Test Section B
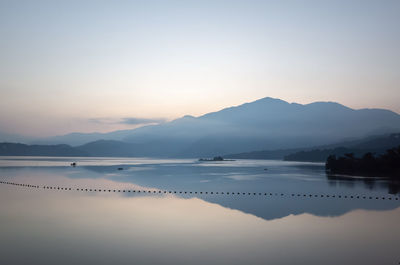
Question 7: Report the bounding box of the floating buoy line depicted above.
[0,179,399,201]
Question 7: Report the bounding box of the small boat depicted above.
[71,162,77,167]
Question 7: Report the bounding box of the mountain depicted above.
[76,140,140,157]
[5,132,399,159]
[0,143,88,157]
[283,133,400,162]
[0,131,34,144]
[224,148,302,160]
[227,133,400,161]
[0,141,141,157]
[32,130,135,146]
[32,97,400,157]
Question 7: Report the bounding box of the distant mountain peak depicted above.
[182,115,195,119]
[306,101,348,107]
[254,97,289,104]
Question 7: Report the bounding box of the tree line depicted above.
[325,146,400,179]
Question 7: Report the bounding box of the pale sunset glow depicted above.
[0,0,399,136]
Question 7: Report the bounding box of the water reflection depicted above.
[1,156,399,223]
[0,185,399,265]
[1,155,400,265]
[326,173,400,195]
[1,171,399,222]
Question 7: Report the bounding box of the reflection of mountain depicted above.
[31,97,400,157]
[77,164,400,221]
[201,196,400,221]
[326,174,400,194]
[114,191,400,221]
[5,160,397,222]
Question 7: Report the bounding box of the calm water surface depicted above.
[0,156,399,265]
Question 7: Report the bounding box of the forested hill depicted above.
[326,146,400,178]
[283,133,400,162]
[0,143,88,157]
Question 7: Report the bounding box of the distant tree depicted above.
[344,153,355,159]
[325,146,400,179]
[325,155,337,172]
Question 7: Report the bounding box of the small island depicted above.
[199,156,235,162]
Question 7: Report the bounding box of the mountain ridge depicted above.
[4,97,400,157]
[2,133,400,159]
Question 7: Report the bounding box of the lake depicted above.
[0,156,399,265]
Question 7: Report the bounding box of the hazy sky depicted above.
[1,0,399,137]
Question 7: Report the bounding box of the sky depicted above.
[0,0,399,137]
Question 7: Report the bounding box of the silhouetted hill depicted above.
[30,97,400,157]
[284,133,400,162]
[76,140,140,157]
[284,148,365,162]
[0,141,141,157]
[225,133,400,162]
[326,146,400,178]
[0,131,34,144]
[0,143,88,156]
[225,149,301,160]
[31,130,135,146]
